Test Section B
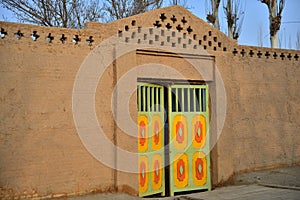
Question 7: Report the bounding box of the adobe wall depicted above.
[0,5,299,198]
[214,45,300,184]
[0,22,117,199]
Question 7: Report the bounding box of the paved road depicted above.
[169,185,300,200]
[69,193,140,200]
[69,166,300,200]
[235,166,300,188]
[69,185,300,200]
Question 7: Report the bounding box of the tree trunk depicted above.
[268,0,280,48]
[227,0,233,38]
[296,31,300,50]
[269,2,278,48]
[270,30,278,48]
[212,0,220,29]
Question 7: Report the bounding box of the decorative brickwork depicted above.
[0,6,299,199]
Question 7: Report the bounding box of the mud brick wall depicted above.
[0,6,299,198]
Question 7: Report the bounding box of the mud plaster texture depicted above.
[0,5,299,199]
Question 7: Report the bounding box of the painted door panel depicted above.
[168,85,211,196]
[138,83,165,197]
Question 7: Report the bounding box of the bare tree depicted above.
[169,0,188,6]
[104,0,163,21]
[223,0,244,40]
[1,13,8,21]
[132,0,163,15]
[206,0,221,30]
[288,35,291,49]
[104,0,131,20]
[278,30,283,48]
[257,24,264,47]
[297,31,300,50]
[259,0,285,48]
[0,0,104,28]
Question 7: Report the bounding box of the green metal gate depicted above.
[168,85,211,196]
[138,83,165,197]
[138,82,211,197]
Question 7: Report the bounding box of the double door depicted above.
[138,82,211,197]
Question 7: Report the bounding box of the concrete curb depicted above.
[258,183,300,191]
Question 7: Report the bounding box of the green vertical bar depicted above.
[152,87,154,112]
[147,86,150,112]
[193,87,197,112]
[161,87,164,111]
[159,87,161,112]
[199,87,202,112]
[149,87,151,112]
[175,88,178,112]
[203,87,206,112]
[187,87,190,112]
[142,86,146,112]
[205,85,211,190]
[206,86,209,113]
[182,88,184,112]
[168,86,174,196]
[160,85,165,196]
[156,87,158,112]
[138,85,142,112]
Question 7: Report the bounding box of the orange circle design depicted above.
[152,115,163,151]
[176,121,185,144]
[192,115,206,149]
[138,155,149,193]
[153,121,160,145]
[138,115,148,152]
[140,161,146,187]
[177,159,186,181]
[139,121,146,146]
[174,153,188,188]
[151,154,163,190]
[195,158,204,180]
[192,152,207,186]
[153,160,160,184]
[172,115,188,150]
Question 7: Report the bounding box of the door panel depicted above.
[138,83,165,197]
[168,85,211,196]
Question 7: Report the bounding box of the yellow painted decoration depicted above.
[138,155,149,193]
[192,115,206,149]
[151,154,163,190]
[192,152,207,186]
[172,115,188,150]
[152,115,163,151]
[138,115,148,152]
[174,153,189,188]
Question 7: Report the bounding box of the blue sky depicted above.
[182,0,300,49]
[1,0,299,49]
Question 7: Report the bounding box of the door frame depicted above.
[137,78,214,197]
